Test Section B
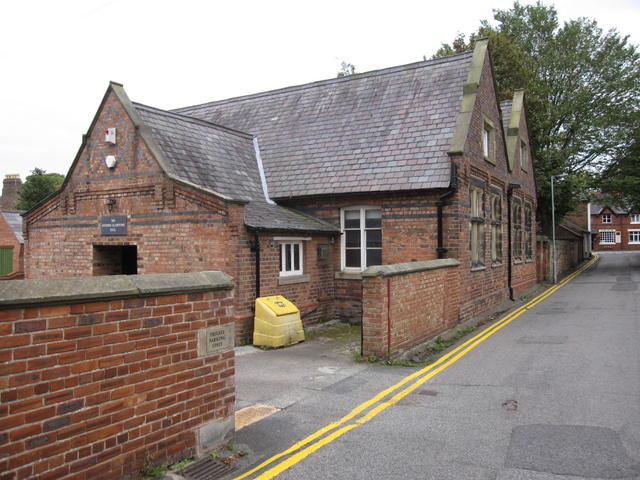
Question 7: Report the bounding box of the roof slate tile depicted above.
[174,52,473,198]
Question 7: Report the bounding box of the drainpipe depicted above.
[507,183,521,300]
[387,277,392,360]
[251,231,261,299]
[436,163,458,259]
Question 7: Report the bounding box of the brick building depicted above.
[0,211,24,279]
[0,175,25,279]
[23,40,538,344]
[590,204,640,251]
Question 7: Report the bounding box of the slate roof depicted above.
[590,203,628,216]
[174,51,474,199]
[133,103,339,234]
[135,103,264,202]
[244,202,338,233]
[1,212,24,243]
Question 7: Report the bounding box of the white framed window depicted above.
[279,240,303,276]
[341,207,382,271]
[602,213,612,224]
[599,230,615,244]
[629,230,640,244]
[631,214,640,224]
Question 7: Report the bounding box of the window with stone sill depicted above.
[483,119,495,164]
[602,213,612,224]
[599,230,615,244]
[470,179,486,270]
[279,240,303,276]
[513,199,523,264]
[631,214,640,224]
[520,140,529,172]
[490,187,503,266]
[341,206,382,271]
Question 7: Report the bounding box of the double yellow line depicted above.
[233,255,599,480]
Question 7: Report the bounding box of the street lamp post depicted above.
[551,174,566,284]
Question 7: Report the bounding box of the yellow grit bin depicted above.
[253,295,305,347]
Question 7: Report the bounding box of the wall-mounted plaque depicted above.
[198,324,234,356]
[100,215,127,235]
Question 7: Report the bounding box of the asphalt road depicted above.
[225,251,640,480]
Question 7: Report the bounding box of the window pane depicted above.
[483,129,490,157]
[285,244,292,271]
[345,249,361,268]
[344,210,361,228]
[345,230,361,248]
[366,249,382,267]
[365,209,382,228]
[366,229,382,248]
[293,244,300,271]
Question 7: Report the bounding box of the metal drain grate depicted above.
[182,457,237,480]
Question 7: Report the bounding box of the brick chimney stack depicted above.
[0,174,22,211]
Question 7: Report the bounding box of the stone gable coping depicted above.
[0,271,234,309]
[448,39,489,156]
[505,90,526,172]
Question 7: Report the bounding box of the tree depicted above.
[337,60,357,78]
[433,2,640,226]
[595,128,640,209]
[15,168,64,211]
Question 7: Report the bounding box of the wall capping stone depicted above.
[362,258,460,278]
[0,271,234,309]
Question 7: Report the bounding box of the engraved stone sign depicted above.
[198,324,234,356]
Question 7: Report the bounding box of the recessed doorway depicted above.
[93,245,138,276]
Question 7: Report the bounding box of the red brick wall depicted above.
[449,54,538,320]
[0,272,235,480]
[282,190,444,324]
[230,232,337,343]
[361,260,461,360]
[23,88,339,345]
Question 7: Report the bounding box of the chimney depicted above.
[1,174,22,211]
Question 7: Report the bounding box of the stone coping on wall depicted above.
[361,258,461,278]
[0,271,234,309]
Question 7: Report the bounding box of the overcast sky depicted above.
[1,0,638,185]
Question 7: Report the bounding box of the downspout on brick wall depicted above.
[436,163,458,259]
[251,231,261,299]
[387,277,392,360]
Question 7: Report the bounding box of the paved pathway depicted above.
[225,252,640,479]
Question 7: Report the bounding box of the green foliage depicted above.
[137,452,168,479]
[15,168,64,211]
[337,60,357,77]
[594,128,640,209]
[433,1,640,226]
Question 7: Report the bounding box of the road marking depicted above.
[233,255,599,479]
